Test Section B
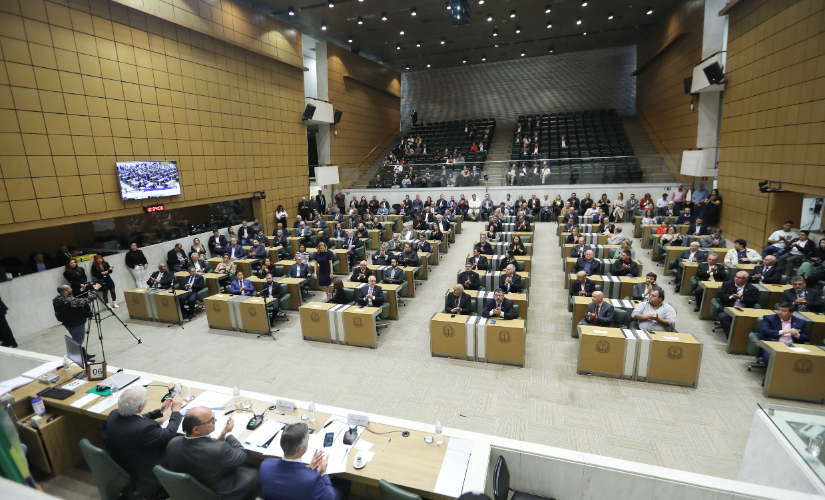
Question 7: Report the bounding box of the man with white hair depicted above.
[105,386,183,498]
[499,264,522,294]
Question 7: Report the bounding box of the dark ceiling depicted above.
[248,0,680,72]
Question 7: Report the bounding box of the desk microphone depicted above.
[247,406,270,430]
[343,426,358,445]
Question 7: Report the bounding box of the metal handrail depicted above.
[356,130,400,168]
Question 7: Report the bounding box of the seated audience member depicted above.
[468,195,481,221]
[565,228,582,245]
[106,388,184,498]
[570,237,590,258]
[400,244,419,268]
[315,230,331,249]
[469,248,488,270]
[676,207,695,225]
[294,244,310,264]
[776,230,814,276]
[249,240,267,261]
[475,235,493,255]
[659,226,682,247]
[749,255,782,284]
[606,227,628,245]
[725,239,762,266]
[167,243,188,272]
[415,234,432,253]
[700,228,727,248]
[632,272,663,301]
[298,223,314,246]
[215,254,237,275]
[631,289,676,331]
[499,265,522,294]
[383,258,404,284]
[762,221,798,258]
[350,261,372,283]
[573,250,601,276]
[147,264,173,290]
[445,284,472,315]
[259,273,285,322]
[692,253,727,311]
[209,230,229,255]
[230,271,253,296]
[260,422,351,500]
[332,224,347,240]
[327,279,349,304]
[509,236,526,256]
[167,407,261,500]
[687,217,710,237]
[674,242,707,293]
[227,238,245,261]
[256,258,278,279]
[499,249,518,272]
[655,220,669,235]
[289,255,312,280]
[255,230,269,247]
[55,244,78,267]
[238,221,255,245]
[180,267,205,318]
[481,288,516,319]
[782,276,824,312]
[805,239,825,286]
[717,271,759,336]
[342,231,361,267]
[757,302,810,364]
[458,262,481,290]
[516,215,531,232]
[611,250,639,277]
[582,291,614,327]
[29,252,53,273]
[357,276,384,307]
[569,271,595,297]
[373,244,392,266]
[599,218,615,235]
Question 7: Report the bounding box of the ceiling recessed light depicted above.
[479,0,484,4]
[581,1,587,6]
[406,65,410,70]
[441,38,445,44]
[493,29,498,36]
[357,16,363,24]
[549,47,554,52]
[462,58,467,63]
[510,10,516,17]
[487,13,493,21]
[427,63,431,67]
[321,22,327,30]
[328,0,334,6]
[446,1,451,9]
[416,41,421,47]
[547,21,552,28]
[583,32,587,35]
[381,13,387,20]
[482,55,486,61]
[399,28,405,34]
[646,7,653,14]
[358,0,363,2]
[494,44,499,47]
[348,35,353,42]
[396,43,401,49]
[288,6,295,15]
[520,51,525,57]
[515,27,521,33]
[411,7,416,16]
[576,17,582,24]
[608,12,614,19]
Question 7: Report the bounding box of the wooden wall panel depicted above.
[327,43,400,187]
[0,0,308,235]
[636,0,705,180]
[718,0,825,245]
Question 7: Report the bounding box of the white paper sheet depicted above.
[0,376,32,393]
[70,393,99,408]
[185,391,232,409]
[789,346,811,353]
[88,394,120,414]
[354,439,373,452]
[433,449,471,497]
[21,361,64,380]
[355,450,375,462]
[324,446,351,475]
[663,336,679,340]
[447,437,474,454]
[243,420,285,448]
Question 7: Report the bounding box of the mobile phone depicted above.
[450,314,455,318]
[324,432,334,447]
[491,320,496,324]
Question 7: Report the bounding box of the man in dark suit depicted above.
[167,243,188,272]
[229,271,253,296]
[298,196,312,222]
[475,235,493,255]
[315,189,326,214]
[458,263,481,290]
[516,215,531,232]
[422,207,436,224]
[676,207,695,225]
[350,261,372,283]
[527,194,541,217]
[692,253,728,311]
[415,234,431,253]
[383,258,404,284]
[227,238,245,261]
[749,255,782,284]
[674,242,707,293]
[106,387,183,498]
[259,273,285,322]
[445,284,472,315]
[399,244,419,268]
[288,255,312,280]
[687,217,710,237]
[581,291,614,327]
[167,407,260,500]
[260,423,351,500]
[717,271,760,337]
[569,271,595,297]
[758,302,810,364]
[147,263,174,290]
[573,250,601,276]
[499,265,522,294]
[209,230,228,256]
[482,288,516,319]
[357,276,384,307]
[610,250,639,277]
[238,222,255,245]
[570,237,591,258]
[315,230,331,249]
[469,248,488,270]
[782,276,824,312]
[632,272,663,301]
[180,267,205,318]
[435,194,448,214]
[342,231,361,267]
[372,244,392,266]
[567,193,580,212]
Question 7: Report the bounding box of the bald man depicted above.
[582,291,614,327]
[445,284,472,315]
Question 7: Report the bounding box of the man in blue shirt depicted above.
[692,182,709,217]
[260,423,350,500]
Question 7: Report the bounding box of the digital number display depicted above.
[144,205,165,213]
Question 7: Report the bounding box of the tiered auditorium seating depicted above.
[369,118,496,188]
[509,109,641,184]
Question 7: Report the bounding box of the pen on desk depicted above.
[342,448,349,462]
[225,409,236,415]
[323,420,335,429]
[383,439,391,451]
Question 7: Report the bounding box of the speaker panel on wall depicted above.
[334,110,343,124]
[303,104,316,120]
[702,63,724,84]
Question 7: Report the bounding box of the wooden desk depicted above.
[698,281,725,320]
[171,270,226,295]
[798,311,825,347]
[340,281,401,320]
[642,331,702,387]
[207,256,223,270]
[124,288,152,320]
[333,249,351,275]
[571,297,639,337]
[367,229,381,249]
[564,258,644,279]
[759,341,825,403]
[418,253,431,279]
[758,284,792,309]
[267,246,284,262]
[677,262,699,295]
[367,265,417,297]
[152,289,185,323]
[387,214,403,232]
[618,277,647,299]
[430,313,472,360]
[426,242,440,265]
[457,290,528,320]
[724,307,774,354]
[278,278,307,309]
[454,214,463,233]
[240,297,275,334]
[342,306,381,348]
[480,318,526,366]
[234,258,258,278]
[379,221,394,240]
[300,302,338,343]
[577,326,632,379]
[559,232,606,247]
[204,294,234,330]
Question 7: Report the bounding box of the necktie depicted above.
[709,266,716,282]
[188,277,194,287]
[595,305,600,317]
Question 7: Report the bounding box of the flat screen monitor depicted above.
[64,335,86,369]
[116,161,181,200]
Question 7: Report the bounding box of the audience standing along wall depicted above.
[400,46,637,129]
[0,0,307,236]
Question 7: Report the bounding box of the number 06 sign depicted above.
[87,362,107,381]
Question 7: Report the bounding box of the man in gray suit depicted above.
[288,255,312,295]
[166,407,260,500]
[581,291,614,327]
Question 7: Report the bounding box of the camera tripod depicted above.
[84,291,141,363]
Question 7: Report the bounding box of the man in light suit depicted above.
[445,284,472,315]
[315,190,326,214]
[357,276,384,307]
[581,291,614,327]
[782,276,824,312]
[106,387,183,498]
[181,267,205,318]
[458,262,481,290]
[383,258,404,285]
[342,231,361,267]
[230,271,253,296]
[260,423,351,500]
[482,288,516,319]
[298,222,314,246]
[208,230,228,256]
[759,302,810,364]
[167,407,260,500]
[573,250,601,276]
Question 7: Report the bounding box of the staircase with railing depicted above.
[346,131,402,189]
[484,123,516,186]
[623,113,680,183]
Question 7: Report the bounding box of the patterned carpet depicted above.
[21,218,824,497]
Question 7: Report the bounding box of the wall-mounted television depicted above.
[116,161,181,200]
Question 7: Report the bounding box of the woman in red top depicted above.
[91,254,118,307]
[470,142,478,152]
[655,220,670,235]
[640,193,653,210]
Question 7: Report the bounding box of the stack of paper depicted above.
[0,376,31,394]
[21,361,64,380]
[70,393,99,408]
[433,438,473,497]
[185,391,232,409]
[88,394,120,414]
[244,419,285,453]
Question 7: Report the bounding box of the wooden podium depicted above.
[724,307,774,354]
[300,302,337,342]
[577,326,632,379]
[430,313,471,360]
[124,288,152,320]
[341,307,381,348]
[480,318,526,366]
[204,294,233,330]
[152,289,184,323]
[642,331,702,387]
[759,341,825,403]
[698,281,724,319]
[240,297,275,334]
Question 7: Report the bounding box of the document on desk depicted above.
[185,391,232,409]
[244,420,285,450]
[62,379,89,391]
[70,393,99,408]
[0,376,32,393]
[789,346,811,353]
[433,449,471,497]
[21,361,64,380]
[89,394,120,414]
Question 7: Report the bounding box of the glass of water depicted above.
[242,396,252,411]
[808,435,823,458]
[308,401,316,425]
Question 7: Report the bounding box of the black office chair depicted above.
[493,456,555,500]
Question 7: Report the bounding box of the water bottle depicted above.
[308,401,316,425]
[111,382,119,395]
[63,356,71,370]
[435,421,443,445]
[233,386,241,409]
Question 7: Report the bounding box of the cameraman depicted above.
[53,283,101,351]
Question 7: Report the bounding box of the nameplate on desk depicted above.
[87,362,106,381]
[593,330,608,334]
[347,412,370,427]
[276,399,295,413]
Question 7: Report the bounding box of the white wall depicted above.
[304,56,318,99]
